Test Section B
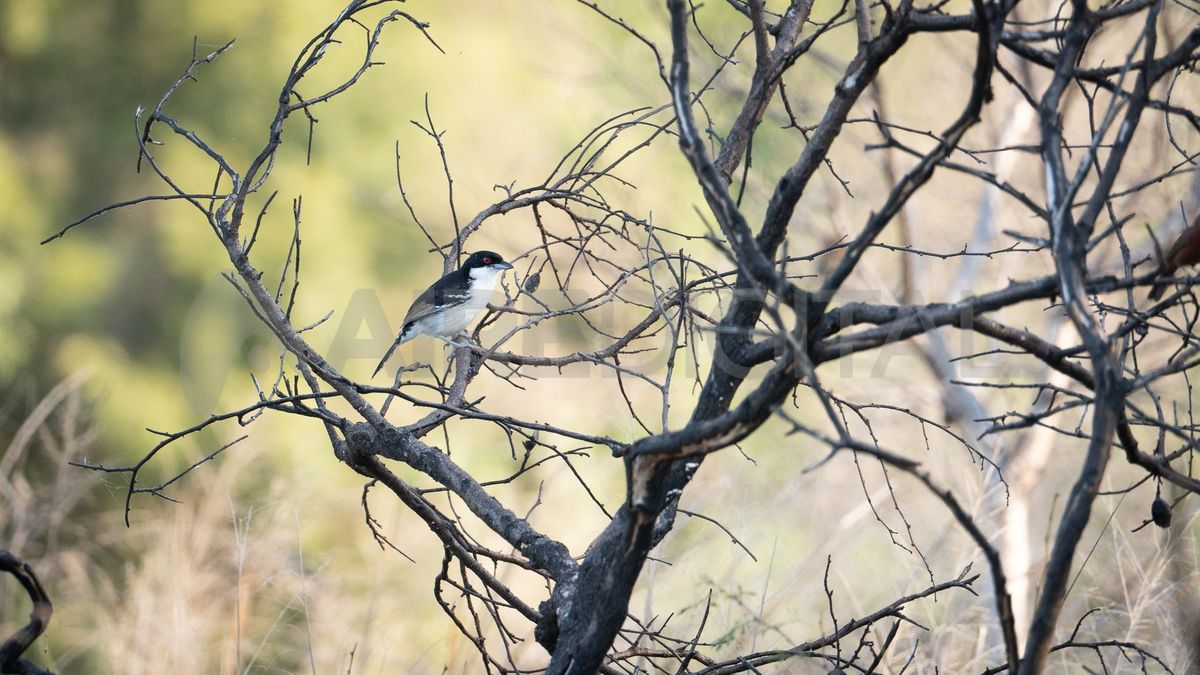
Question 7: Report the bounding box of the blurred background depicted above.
[1,0,1197,672]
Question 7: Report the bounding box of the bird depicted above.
[372,250,513,376]
[1149,212,1200,300]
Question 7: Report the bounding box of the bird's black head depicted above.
[463,251,513,270]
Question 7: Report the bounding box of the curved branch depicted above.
[0,551,53,675]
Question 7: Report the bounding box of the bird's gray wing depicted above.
[373,271,472,377]
[401,279,471,328]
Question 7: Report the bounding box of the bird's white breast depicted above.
[435,266,502,335]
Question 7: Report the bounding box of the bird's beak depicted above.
[496,261,514,270]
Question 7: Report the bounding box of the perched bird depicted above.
[1149,212,1200,300]
[372,251,513,376]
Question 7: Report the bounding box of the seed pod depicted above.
[524,271,541,294]
[1151,496,1172,528]
[523,437,537,451]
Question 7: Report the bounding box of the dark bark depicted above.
[0,551,53,675]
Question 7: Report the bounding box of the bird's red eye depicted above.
[483,257,493,264]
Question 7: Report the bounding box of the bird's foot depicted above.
[436,334,477,350]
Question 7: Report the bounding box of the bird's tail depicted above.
[1148,266,1171,301]
[372,326,413,377]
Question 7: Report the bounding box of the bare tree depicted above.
[50,0,1200,672]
